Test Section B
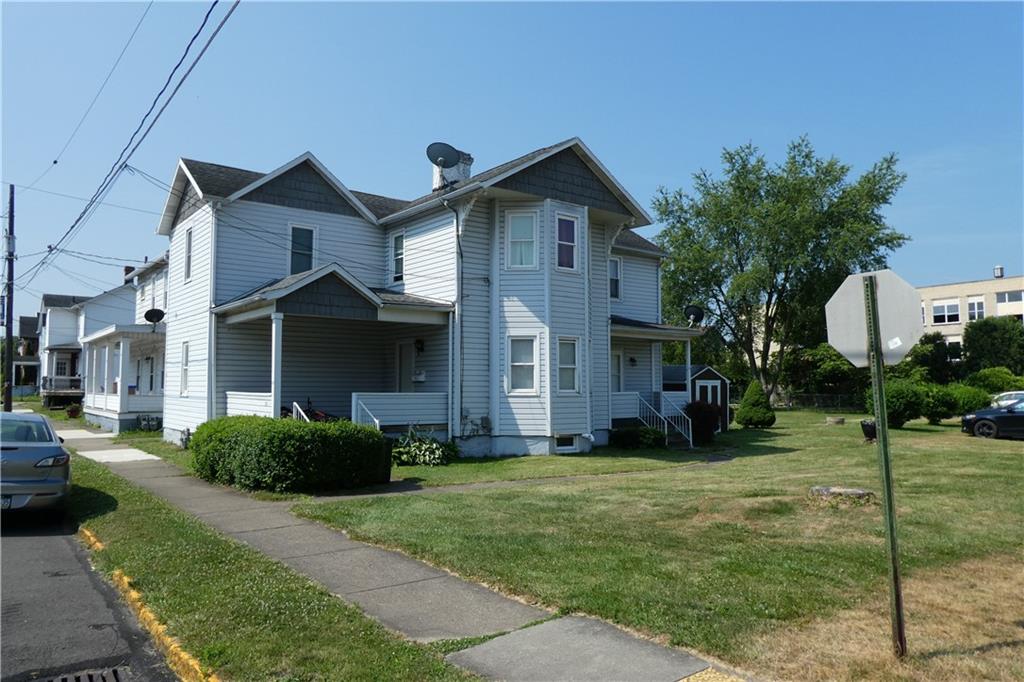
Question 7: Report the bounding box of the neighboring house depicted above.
[80,258,167,433]
[918,267,1024,353]
[663,364,730,432]
[154,138,702,453]
[14,315,41,396]
[37,294,91,406]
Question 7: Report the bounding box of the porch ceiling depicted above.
[80,323,166,344]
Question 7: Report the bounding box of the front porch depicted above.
[81,324,166,433]
[213,263,455,435]
[40,344,82,406]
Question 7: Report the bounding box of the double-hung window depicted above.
[180,342,190,396]
[556,215,577,270]
[183,228,193,282]
[608,257,622,300]
[932,299,960,324]
[507,213,536,269]
[558,338,579,393]
[290,225,315,275]
[996,290,1023,303]
[508,336,537,394]
[967,296,985,321]
[392,233,405,282]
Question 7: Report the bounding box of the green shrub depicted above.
[683,401,720,445]
[946,383,993,415]
[609,425,666,449]
[392,431,459,466]
[864,379,924,428]
[920,384,958,424]
[191,416,388,493]
[964,367,1024,394]
[735,381,776,428]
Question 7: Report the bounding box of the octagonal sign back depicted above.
[826,269,923,367]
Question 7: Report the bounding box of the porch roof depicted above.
[212,263,452,325]
[80,323,167,344]
[610,315,704,341]
[44,342,82,351]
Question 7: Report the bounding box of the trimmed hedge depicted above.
[946,383,992,415]
[921,384,958,425]
[609,425,666,449]
[964,367,1024,394]
[864,379,924,428]
[190,416,389,493]
[684,400,720,446]
[735,381,776,428]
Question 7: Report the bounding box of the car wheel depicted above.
[973,420,997,438]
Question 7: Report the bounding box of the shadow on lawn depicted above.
[68,484,119,523]
[709,427,798,460]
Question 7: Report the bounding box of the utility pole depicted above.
[3,184,13,412]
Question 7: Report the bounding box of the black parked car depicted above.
[961,399,1024,439]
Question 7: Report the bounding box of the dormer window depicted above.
[392,233,405,282]
[289,225,315,275]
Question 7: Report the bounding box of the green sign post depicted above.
[863,274,908,658]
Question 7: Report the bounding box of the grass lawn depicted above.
[295,411,1024,680]
[18,398,85,427]
[114,429,195,472]
[68,454,470,681]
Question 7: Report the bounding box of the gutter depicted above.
[379,183,483,226]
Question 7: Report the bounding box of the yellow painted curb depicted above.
[77,527,219,682]
[684,668,745,682]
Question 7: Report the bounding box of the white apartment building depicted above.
[918,266,1024,351]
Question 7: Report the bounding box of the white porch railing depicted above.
[226,391,274,417]
[351,392,448,430]
[662,393,694,448]
[291,402,310,422]
[611,391,641,419]
[637,395,668,444]
[84,392,163,414]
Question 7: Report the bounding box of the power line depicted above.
[2,182,163,216]
[24,1,156,190]
[23,0,239,288]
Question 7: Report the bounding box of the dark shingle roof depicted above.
[180,159,264,197]
[369,288,451,307]
[41,294,91,309]
[350,191,411,220]
[613,230,664,256]
[18,315,39,338]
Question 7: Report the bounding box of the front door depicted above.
[611,352,623,392]
[696,380,721,432]
[397,342,416,393]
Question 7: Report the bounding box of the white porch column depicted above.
[270,313,283,418]
[685,339,692,403]
[81,344,90,407]
[103,344,112,395]
[118,339,131,413]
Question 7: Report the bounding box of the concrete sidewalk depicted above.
[61,428,720,681]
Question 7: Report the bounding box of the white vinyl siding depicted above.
[134,267,169,324]
[590,224,611,430]
[214,200,385,304]
[385,209,456,301]
[548,201,588,436]
[609,251,660,322]
[458,199,493,434]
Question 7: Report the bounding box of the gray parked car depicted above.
[1,413,71,511]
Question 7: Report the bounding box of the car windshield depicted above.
[0,415,55,444]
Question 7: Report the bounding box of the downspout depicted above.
[207,202,219,422]
[441,198,463,440]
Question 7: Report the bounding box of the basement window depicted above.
[555,435,577,451]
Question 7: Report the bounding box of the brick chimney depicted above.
[432,149,474,191]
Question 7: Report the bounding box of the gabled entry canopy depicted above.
[211,263,452,326]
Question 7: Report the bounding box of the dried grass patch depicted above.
[744,553,1024,681]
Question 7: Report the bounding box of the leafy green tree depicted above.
[655,137,907,397]
[735,380,776,428]
[779,343,869,395]
[962,317,1024,375]
[901,332,960,384]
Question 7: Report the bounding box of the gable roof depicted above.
[613,230,664,257]
[40,294,91,309]
[662,364,730,384]
[378,138,653,227]
[181,159,262,197]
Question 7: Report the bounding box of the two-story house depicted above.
[80,256,168,432]
[37,294,92,406]
[154,138,701,453]
[14,315,41,396]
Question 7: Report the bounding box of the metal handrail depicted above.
[636,394,668,444]
[291,402,310,422]
[355,400,380,430]
[661,393,694,449]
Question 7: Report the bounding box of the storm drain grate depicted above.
[46,667,131,682]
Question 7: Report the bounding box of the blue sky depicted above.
[3,2,1021,319]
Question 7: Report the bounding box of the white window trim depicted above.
[180,341,190,397]
[554,435,578,452]
[931,299,961,325]
[557,336,580,394]
[506,333,540,396]
[505,210,539,271]
[555,213,580,273]
[287,223,318,275]
[967,296,985,321]
[609,256,623,301]
[391,230,406,283]
[183,227,193,283]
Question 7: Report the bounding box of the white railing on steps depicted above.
[636,395,668,445]
[661,393,694,449]
[291,402,310,422]
[354,400,380,430]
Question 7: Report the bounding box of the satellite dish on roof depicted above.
[144,308,165,324]
[426,142,460,169]
[683,305,705,327]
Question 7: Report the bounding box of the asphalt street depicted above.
[1,510,172,682]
